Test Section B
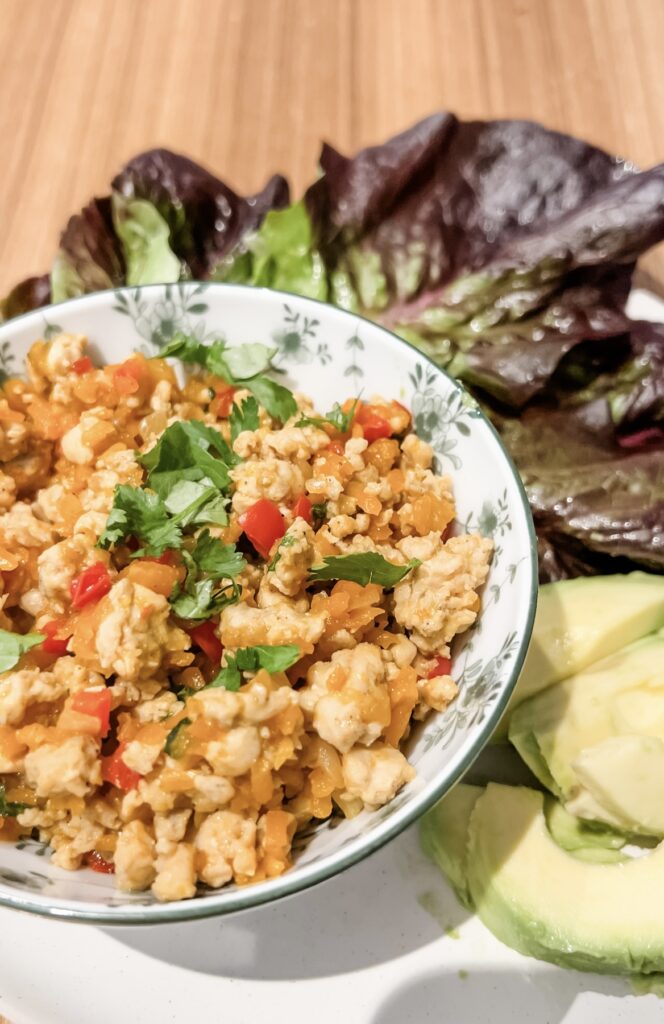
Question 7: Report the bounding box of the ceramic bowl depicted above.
[0,283,537,923]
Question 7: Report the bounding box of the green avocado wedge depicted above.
[508,633,664,817]
[466,784,664,975]
[420,783,483,909]
[494,573,664,741]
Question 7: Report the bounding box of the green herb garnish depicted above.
[0,630,45,674]
[99,485,183,555]
[230,395,260,443]
[308,552,421,588]
[158,335,297,422]
[206,644,301,692]
[296,398,358,434]
[169,529,246,621]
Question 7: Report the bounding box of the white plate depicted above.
[0,288,661,1022]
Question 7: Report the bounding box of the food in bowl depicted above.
[0,330,492,901]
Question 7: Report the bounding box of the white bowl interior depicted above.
[0,283,537,922]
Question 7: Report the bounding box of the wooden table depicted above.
[2,0,664,298]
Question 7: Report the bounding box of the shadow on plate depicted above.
[370,965,633,1024]
[102,826,471,981]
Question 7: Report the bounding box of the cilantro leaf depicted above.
[244,375,297,423]
[296,399,358,434]
[160,334,276,383]
[0,782,27,817]
[159,333,209,365]
[221,343,277,381]
[137,420,235,497]
[230,396,259,443]
[0,630,44,674]
[191,529,246,578]
[308,553,421,588]
[164,480,220,526]
[156,334,296,423]
[98,485,182,555]
[207,644,300,691]
[170,578,241,620]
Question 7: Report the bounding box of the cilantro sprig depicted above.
[296,399,358,434]
[159,335,297,422]
[308,552,421,588]
[206,644,301,692]
[230,395,260,443]
[169,529,246,620]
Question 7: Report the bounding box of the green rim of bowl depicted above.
[0,283,538,924]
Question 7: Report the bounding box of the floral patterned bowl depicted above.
[0,283,537,924]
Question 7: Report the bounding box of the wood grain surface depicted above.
[2,0,664,298]
[0,3,662,1020]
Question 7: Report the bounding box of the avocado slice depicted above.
[569,735,664,836]
[494,573,664,740]
[420,783,482,908]
[508,633,664,822]
[466,783,664,975]
[544,797,628,863]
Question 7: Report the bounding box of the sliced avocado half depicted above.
[494,573,664,741]
[508,632,664,833]
[467,784,664,975]
[420,783,482,909]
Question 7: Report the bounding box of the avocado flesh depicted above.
[420,783,482,908]
[570,735,664,836]
[494,573,664,741]
[467,783,664,975]
[508,634,664,817]
[544,797,628,863]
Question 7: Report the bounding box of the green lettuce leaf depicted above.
[111,195,181,286]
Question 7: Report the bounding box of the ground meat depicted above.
[393,532,493,653]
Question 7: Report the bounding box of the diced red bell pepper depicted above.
[85,850,115,874]
[186,621,223,663]
[41,619,72,656]
[101,742,142,791]
[70,563,112,610]
[113,357,147,395]
[428,656,453,679]
[356,404,392,443]
[71,688,112,737]
[240,498,286,558]
[215,387,237,418]
[72,356,94,375]
[292,495,313,525]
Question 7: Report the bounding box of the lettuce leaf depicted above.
[112,149,289,279]
[3,118,664,581]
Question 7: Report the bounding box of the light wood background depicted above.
[0,1,663,1019]
[2,0,664,299]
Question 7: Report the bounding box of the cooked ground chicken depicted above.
[0,333,492,901]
